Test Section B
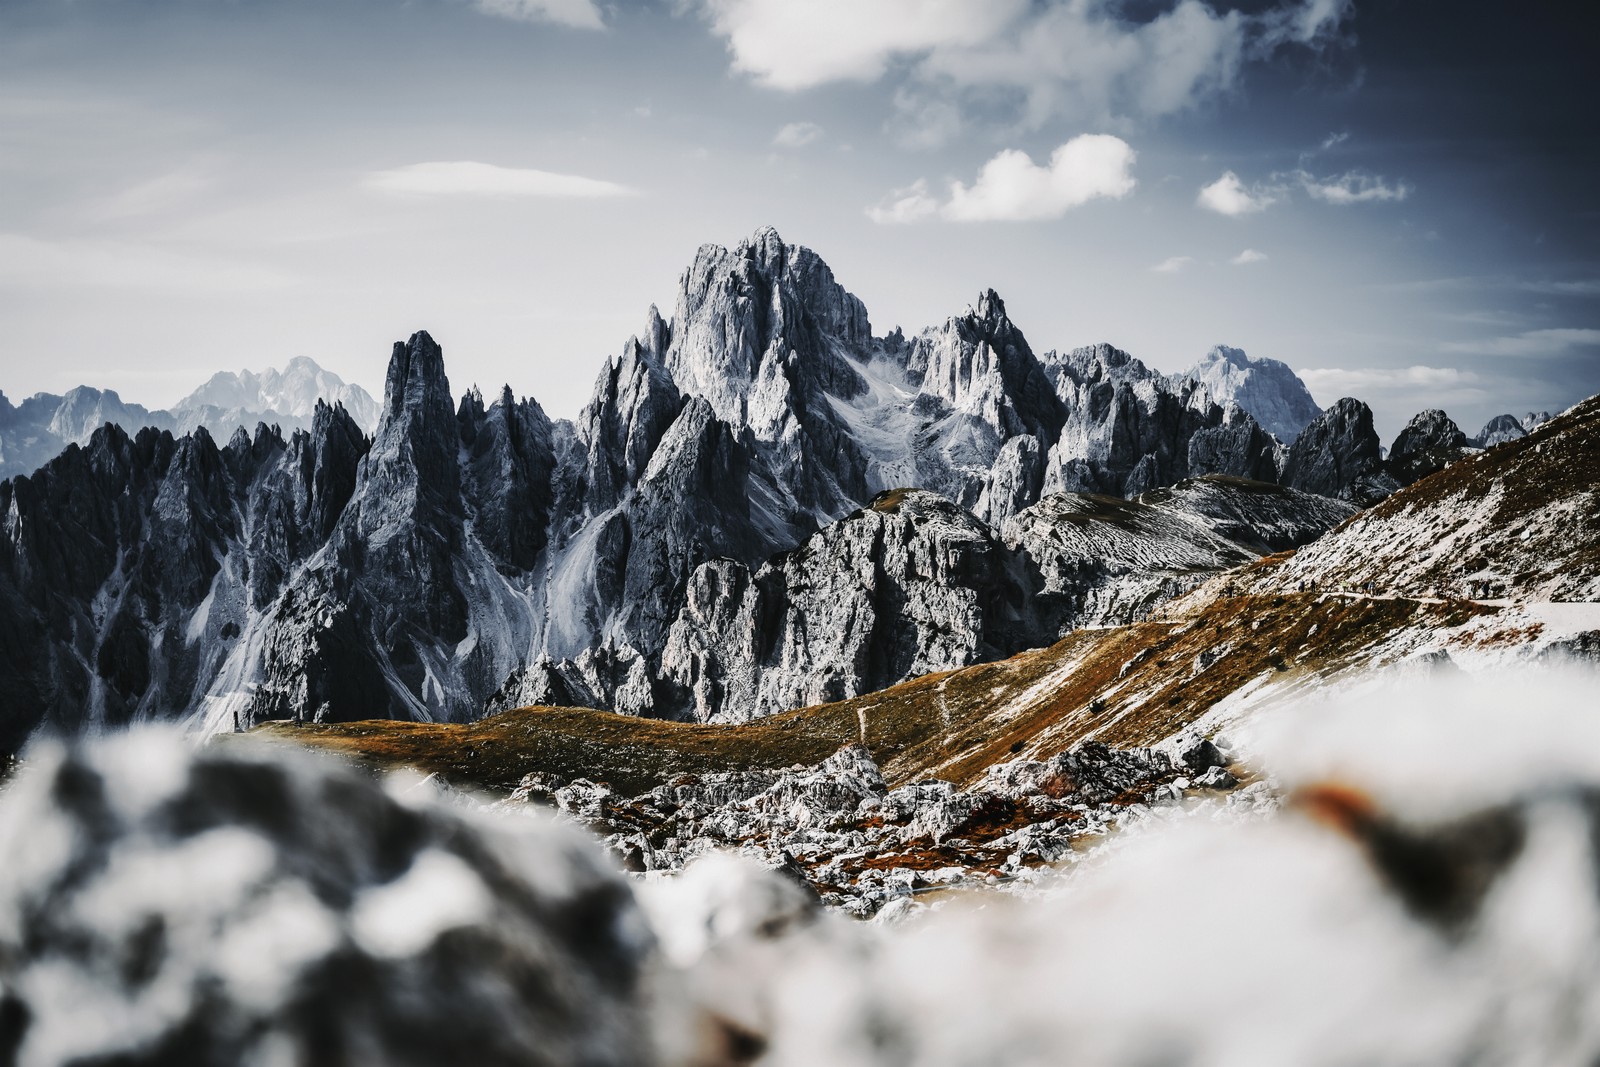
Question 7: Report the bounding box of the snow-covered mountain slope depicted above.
[172,354,380,438]
[0,227,1482,746]
[0,358,377,479]
[1252,395,1600,601]
[1172,344,1323,443]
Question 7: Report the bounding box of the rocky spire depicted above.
[1281,397,1388,502]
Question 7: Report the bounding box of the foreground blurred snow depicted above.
[3,667,1600,1066]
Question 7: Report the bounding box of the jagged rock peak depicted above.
[1387,408,1472,488]
[380,330,452,424]
[1048,342,1157,386]
[355,330,462,535]
[1390,409,1467,459]
[971,288,1008,326]
[1280,397,1389,503]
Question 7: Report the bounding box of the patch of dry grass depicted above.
[253,589,1490,797]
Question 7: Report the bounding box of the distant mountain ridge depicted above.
[0,357,378,479]
[0,226,1538,749]
[1171,344,1323,443]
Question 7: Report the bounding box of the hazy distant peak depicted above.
[1175,345,1323,444]
[173,357,379,433]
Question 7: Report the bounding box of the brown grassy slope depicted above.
[256,590,1482,795]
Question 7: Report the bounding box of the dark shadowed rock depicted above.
[1387,409,1471,486]
[1281,397,1389,504]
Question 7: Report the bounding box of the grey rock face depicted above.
[1173,344,1323,443]
[458,385,557,574]
[0,731,655,1067]
[659,476,1353,723]
[1474,414,1528,448]
[1133,476,1358,554]
[1043,345,1280,498]
[1281,397,1388,503]
[1002,490,1255,637]
[1387,408,1472,486]
[661,489,1036,723]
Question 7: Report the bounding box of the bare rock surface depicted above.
[506,739,1189,917]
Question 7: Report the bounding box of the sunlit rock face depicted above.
[0,731,655,1067]
[1173,344,1324,444]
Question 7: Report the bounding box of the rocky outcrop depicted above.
[1281,397,1394,504]
[0,731,655,1067]
[1134,476,1358,553]
[661,490,1037,723]
[511,739,1192,918]
[1173,344,1323,443]
[658,477,1354,723]
[1043,345,1281,498]
[1386,409,1472,487]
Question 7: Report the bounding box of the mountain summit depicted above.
[1174,344,1323,443]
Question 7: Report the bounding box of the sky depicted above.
[1,0,1596,442]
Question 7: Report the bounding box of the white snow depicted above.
[350,848,494,958]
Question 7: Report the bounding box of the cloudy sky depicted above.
[2,0,1596,441]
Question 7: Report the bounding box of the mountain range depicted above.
[0,227,1560,751]
[0,356,379,480]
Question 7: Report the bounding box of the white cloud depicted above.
[1152,255,1193,274]
[1199,164,1411,215]
[865,179,942,224]
[870,135,1136,224]
[699,0,1354,129]
[363,161,634,199]
[92,169,212,221]
[888,87,963,150]
[1197,171,1279,216]
[702,0,1024,90]
[772,121,823,148]
[1296,365,1493,414]
[1522,279,1600,296]
[1299,169,1410,205]
[0,234,296,295]
[1298,365,1483,393]
[1439,328,1600,357]
[473,0,605,30]
[1231,248,1268,265]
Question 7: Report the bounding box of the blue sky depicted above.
[1,0,1596,441]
